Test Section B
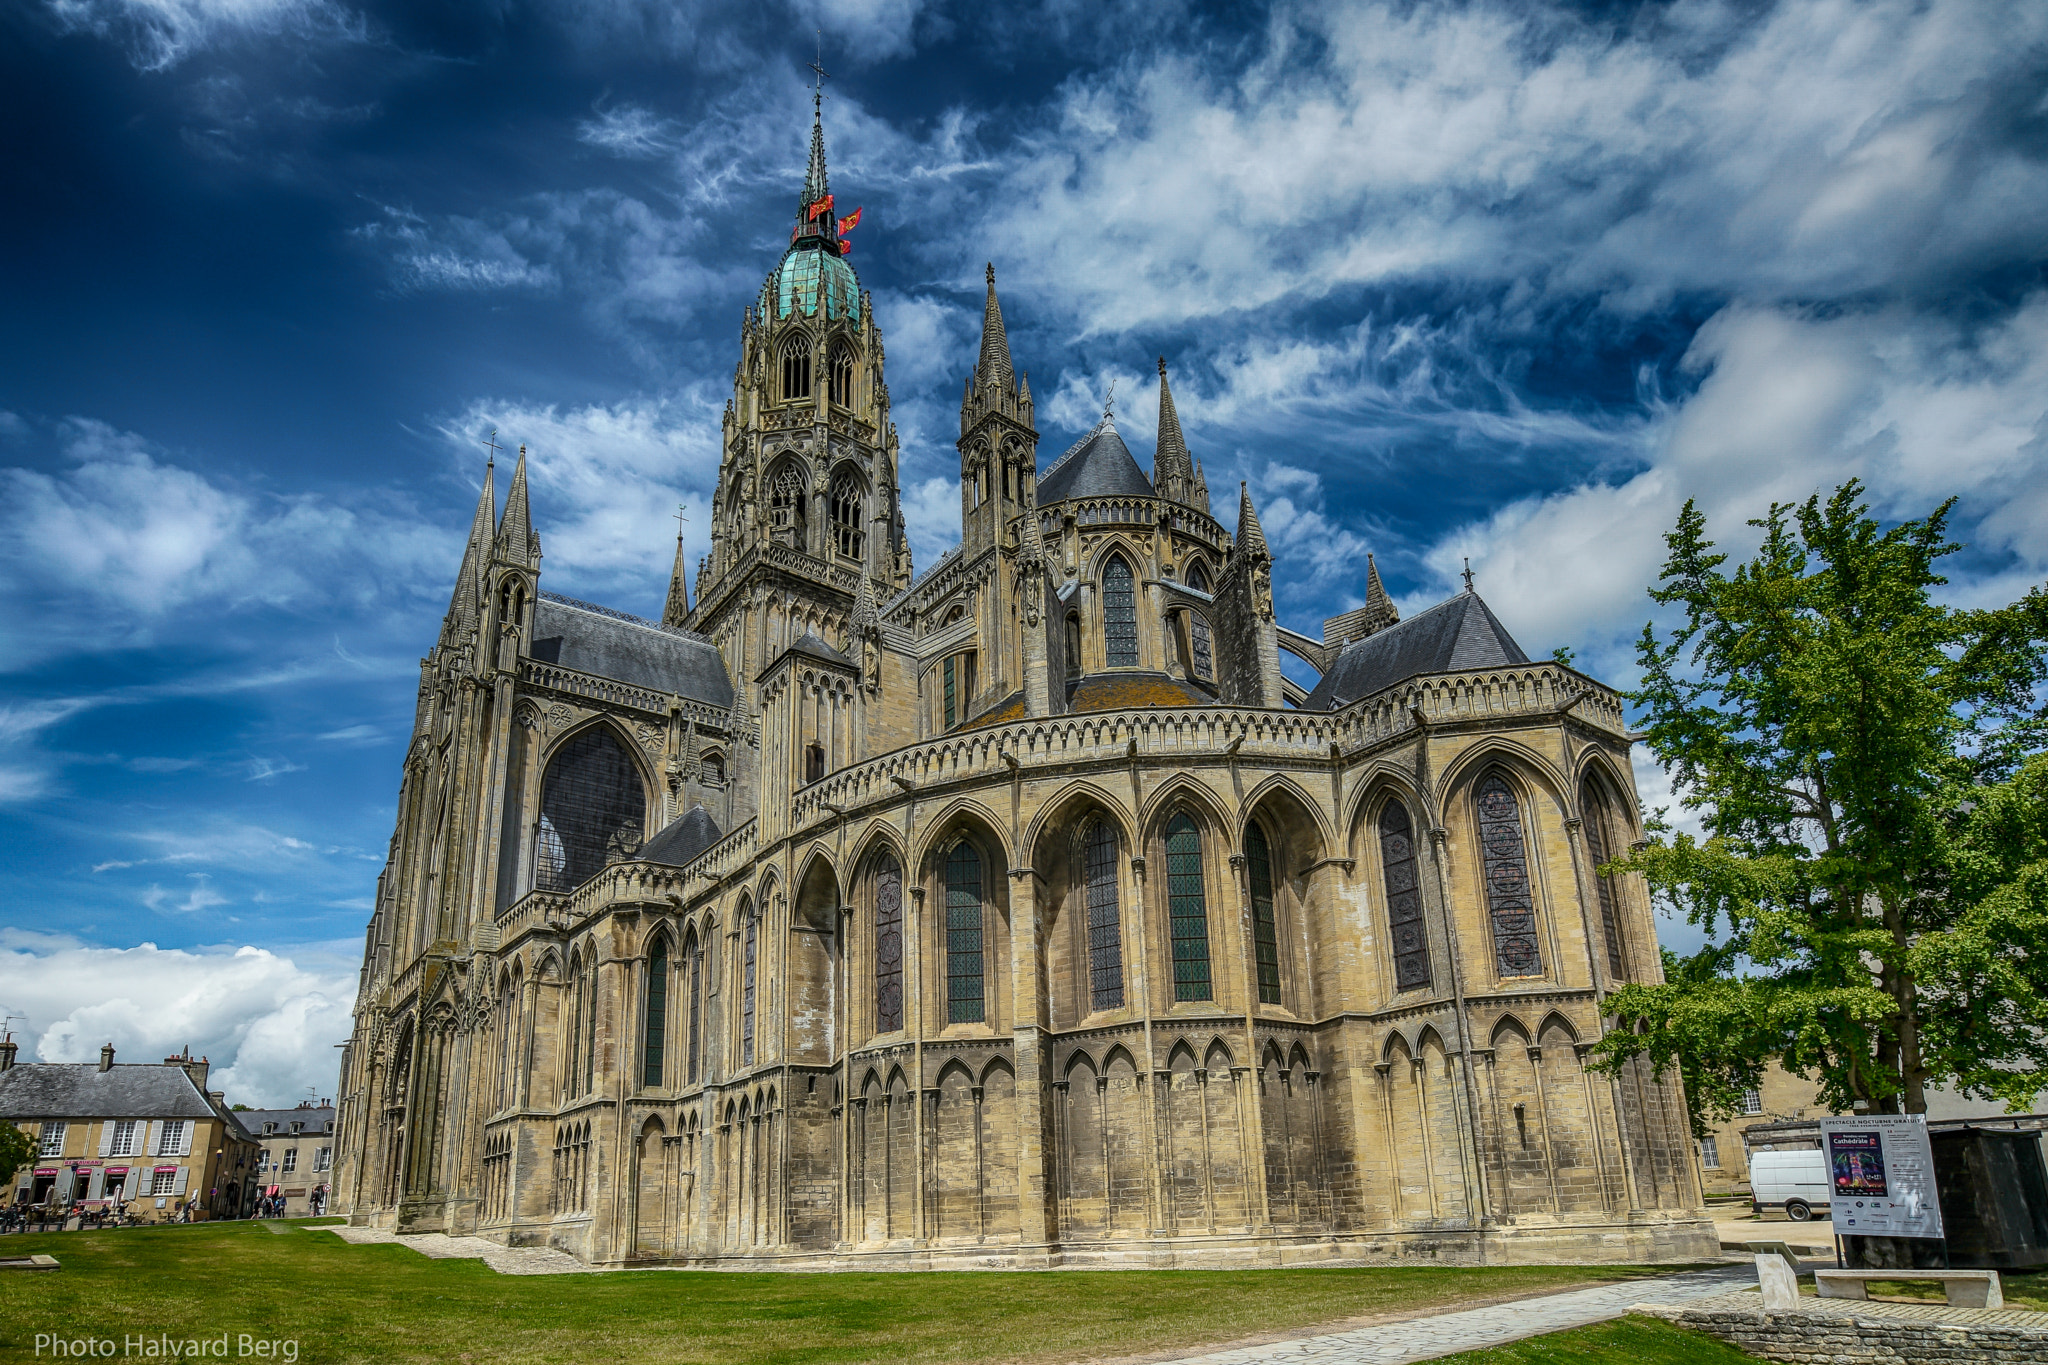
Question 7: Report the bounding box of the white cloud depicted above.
[47,0,365,70]
[578,104,677,157]
[0,931,356,1108]
[143,875,230,915]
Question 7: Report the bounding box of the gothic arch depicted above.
[1343,764,1434,856]
[1023,779,1136,868]
[1137,772,1233,845]
[1166,1038,1199,1070]
[1063,1050,1099,1082]
[1435,739,1570,817]
[1381,1028,1416,1063]
[1574,748,1642,829]
[979,1055,1016,1087]
[1103,1042,1139,1075]
[912,797,1010,877]
[847,821,907,879]
[1081,534,1148,584]
[1537,1011,1580,1045]
[1239,774,1333,861]
[792,846,840,930]
[1490,1014,1534,1048]
[934,1056,975,1090]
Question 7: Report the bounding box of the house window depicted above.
[1698,1135,1722,1169]
[945,841,985,1024]
[1580,775,1628,979]
[1742,1088,1763,1116]
[1102,556,1137,668]
[741,914,758,1067]
[1379,801,1432,991]
[315,1147,332,1172]
[805,742,826,784]
[1084,819,1124,1012]
[150,1170,176,1196]
[156,1121,186,1156]
[1190,613,1213,681]
[1246,823,1282,1005]
[1475,772,1543,977]
[874,852,904,1033]
[642,936,668,1088]
[282,1149,298,1174]
[108,1121,137,1157]
[1164,813,1211,1002]
[829,346,853,407]
[262,1123,276,1136]
[781,337,811,401]
[535,727,646,893]
[38,1122,65,1157]
[831,476,864,559]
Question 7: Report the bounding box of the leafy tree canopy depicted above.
[0,1123,32,1190]
[1592,482,2048,1123]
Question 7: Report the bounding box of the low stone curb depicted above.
[1632,1290,2048,1363]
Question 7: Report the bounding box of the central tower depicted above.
[679,97,908,719]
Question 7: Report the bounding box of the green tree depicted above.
[1592,481,2048,1121]
[0,1122,31,1192]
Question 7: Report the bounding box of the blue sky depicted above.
[2,0,2044,1104]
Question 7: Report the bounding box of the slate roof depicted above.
[1035,416,1155,505]
[241,1107,335,1137]
[642,805,723,868]
[0,1063,225,1123]
[1066,671,1214,712]
[528,595,734,709]
[1302,591,1531,711]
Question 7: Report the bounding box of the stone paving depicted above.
[1641,1287,2048,1332]
[324,1225,607,1275]
[1154,1265,1757,1365]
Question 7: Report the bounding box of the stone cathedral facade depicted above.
[331,109,1714,1268]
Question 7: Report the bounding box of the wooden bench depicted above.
[1814,1268,2004,1308]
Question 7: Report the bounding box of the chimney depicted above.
[100,1043,116,1072]
[0,1034,16,1072]
[186,1054,210,1091]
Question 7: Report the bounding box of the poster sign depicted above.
[1818,1114,1944,1239]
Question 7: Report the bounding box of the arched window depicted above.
[1190,613,1213,681]
[771,466,807,543]
[582,953,599,1093]
[831,476,864,559]
[873,852,903,1033]
[1476,772,1543,976]
[945,841,985,1023]
[700,752,726,786]
[1084,820,1124,1011]
[535,728,646,892]
[1102,556,1137,668]
[1003,461,1013,501]
[781,337,811,401]
[1186,561,1210,593]
[828,345,853,407]
[642,937,668,1088]
[1246,823,1282,1005]
[1164,813,1211,1002]
[1580,775,1628,979]
[1065,612,1082,679]
[563,955,584,1098]
[684,928,702,1084]
[741,912,758,1066]
[805,742,825,784]
[1378,801,1431,991]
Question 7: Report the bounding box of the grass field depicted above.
[1427,1315,1756,1364]
[0,1220,1717,1365]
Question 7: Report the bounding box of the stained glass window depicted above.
[1580,777,1627,979]
[946,842,985,1023]
[1246,823,1282,1005]
[1190,614,1213,681]
[781,337,811,400]
[944,656,957,728]
[642,938,667,1088]
[1103,557,1137,668]
[1476,773,1543,976]
[741,913,757,1066]
[1084,820,1125,1011]
[1165,813,1211,1002]
[535,728,645,892]
[1378,801,1431,991]
[873,852,903,1032]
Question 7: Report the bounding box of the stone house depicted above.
[330,102,1714,1268]
[244,1101,337,1215]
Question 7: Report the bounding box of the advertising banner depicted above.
[1818,1114,1944,1239]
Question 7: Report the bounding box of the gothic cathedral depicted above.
[331,105,1714,1267]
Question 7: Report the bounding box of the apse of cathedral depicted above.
[331,102,1715,1267]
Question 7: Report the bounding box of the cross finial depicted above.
[1104,378,1116,418]
[481,428,500,467]
[673,502,690,542]
[1462,557,1475,593]
[809,29,829,112]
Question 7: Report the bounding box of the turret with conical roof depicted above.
[958,262,1038,559]
[1152,359,1208,514]
[440,460,496,652]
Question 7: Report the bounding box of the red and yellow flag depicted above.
[836,206,863,233]
[806,193,834,221]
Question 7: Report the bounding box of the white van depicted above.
[1750,1148,1832,1221]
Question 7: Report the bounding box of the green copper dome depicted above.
[768,242,861,323]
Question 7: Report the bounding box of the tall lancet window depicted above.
[641,937,668,1088]
[684,928,702,1085]
[1103,556,1137,667]
[1580,775,1628,980]
[945,842,985,1023]
[781,337,811,401]
[1190,614,1214,681]
[1476,772,1543,976]
[1084,819,1125,1011]
[831,476,865,559]
[1378,801,1431,991]
[829,346,854,407]
[1246,823,1282,1005]
[741,912,758,1066]
[771,466,807,546]
[873,851,903,1033]
[1164,813,1212,1002]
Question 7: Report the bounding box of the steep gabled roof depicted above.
[0,1063,222,1122]
[528,595,734,709]
[1302,590,1530,710]
[642,805,723,869]
[1036,415,1153,504]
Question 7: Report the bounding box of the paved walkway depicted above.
[1155,1265,1756,1365]
[324,1225,607,1275]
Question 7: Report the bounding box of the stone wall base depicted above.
[1637,1292,2048,1363]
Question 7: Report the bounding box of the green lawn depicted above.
[0,1220,1718,1365]
[1429,1315,1755,1364]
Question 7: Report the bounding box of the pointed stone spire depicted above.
[801,90,830,216]
[1152,356,1198,506]
[496,444,538,567]
[444,460,495,642]
[1235,481,1268,559]
[663,524,692,627]
[1363,553,1398,630]
[850,568,878,633]
[1192,458,1211,516]
[976,262,1014,389]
